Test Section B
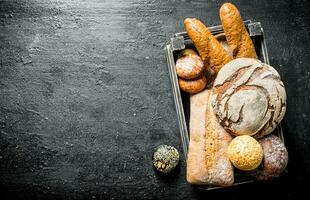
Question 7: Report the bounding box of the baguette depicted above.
[184,18,232,73]
[187,89,234,186]
[220,3,257,58]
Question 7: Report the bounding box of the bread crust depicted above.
[178,75,207,94]
[184,18,232,73]
[214,33,233,57]
[211,58,286,137]
[220,3,257,59]
[187,89,234,186]
[177,49,198,58]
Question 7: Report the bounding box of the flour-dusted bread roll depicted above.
[176,49,204,79]
[253,135,288,180]
[211,58,286,138]
[187,89,234,186]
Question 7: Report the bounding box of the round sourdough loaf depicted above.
[211,58,286,137]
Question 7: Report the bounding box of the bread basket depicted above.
[165,20,285,190]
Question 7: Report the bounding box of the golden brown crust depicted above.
[184,18,232,73]
[220,3,257,59]
[178,75,207,94]
[227,135,263,171]
[177,49,198,59]
[214,33,233,57]
[204,91,234,185]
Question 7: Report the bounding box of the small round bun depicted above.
[253,135,288,180]
[153,145,179,173]
[227,135,263,171]
[178,74,207,94]
[176,49,204,79]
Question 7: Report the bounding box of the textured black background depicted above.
[0,0,309,199]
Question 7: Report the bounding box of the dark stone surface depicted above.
[0,0,309,199]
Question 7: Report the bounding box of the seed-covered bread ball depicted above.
[227,135,263,171]
[153,145,179,173]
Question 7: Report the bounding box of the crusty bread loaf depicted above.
[220,3,257,58]
[184,18,232,73]
[187,89,234,186]
[211,58,286,138]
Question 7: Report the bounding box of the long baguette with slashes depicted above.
[220,3,257,58]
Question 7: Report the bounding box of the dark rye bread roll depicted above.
[211,58,286,138]
[187,89,234,186]
[253,135,288,181]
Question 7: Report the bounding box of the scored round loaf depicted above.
[211,58,286,137]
